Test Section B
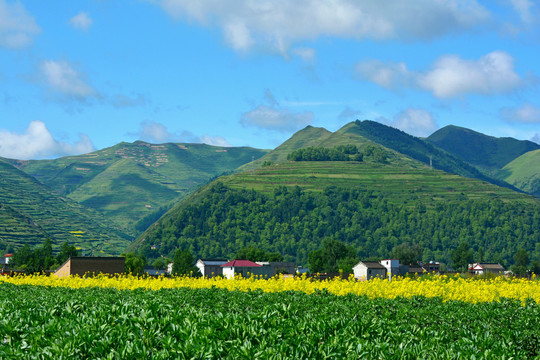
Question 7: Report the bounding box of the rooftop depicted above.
[221,260,262,268]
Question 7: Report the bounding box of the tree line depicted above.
[286,144,388,163]
[139,183,540,270]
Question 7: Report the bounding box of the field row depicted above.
[2,274,539,304]
[1,283,538,359]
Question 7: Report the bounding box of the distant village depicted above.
[1,253,507,280]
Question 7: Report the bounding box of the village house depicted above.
[353,261,387,280]
[469,263,505,275]
[221,260,263,279]
[54,256,125,278]
[255,261,296,276]
[196,259,229,278]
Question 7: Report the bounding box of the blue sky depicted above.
[0,0,539,159]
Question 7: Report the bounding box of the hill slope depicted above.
[132,159,539,267]
[499,149,540,197]
[10,142,269,233]
[426,125,540,175]
[0,158,132,255]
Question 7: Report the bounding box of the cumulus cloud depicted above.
[0,0,40,48]
[111,94,149,108]
[241,90,314,132]
[40,60,97,100]
[153,0,489,54]
[355,60,412,89]
[199,135,231,147]
[0,121,94,160]
[531,133,540,144]
[69,12,93,31]
[356,51,527,98]
[131,120,231,146]
[418,51,523,98]
[338,107,363,120]
[378,108,438,137]
[501,104,540,123]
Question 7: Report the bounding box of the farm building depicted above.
[353,261,387,280]
[196,259,229,278]
[221,260,263,279]
[469,263,505,275]
[54,256,125,278]
[255,261,296,276]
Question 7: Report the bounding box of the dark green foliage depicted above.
[390,243,423,265]
[138,183,539,268]
[172,248,197,276]
[122,252,146,275]
[236,245,283,262]
[56,241,80,265]
[287,144,388,164]
[152,257,169,270]
[11,239,56,273]
[452,242,474,272]
[512,248,530,275]
[308,238,357,273]
[1,284,539,359]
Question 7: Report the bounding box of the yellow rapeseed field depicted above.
[1,273,538,304]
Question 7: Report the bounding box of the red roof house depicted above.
[221,259,263,279]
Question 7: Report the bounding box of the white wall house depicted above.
[353,261,387,280]
[196,259,229,278]
[381,259,400,279]
[221,260,263,279]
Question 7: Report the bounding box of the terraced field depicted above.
[224,161,535,205]
[0,159,131,254]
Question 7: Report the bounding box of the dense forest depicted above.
[139,183,539,268]
[286,144,388,163]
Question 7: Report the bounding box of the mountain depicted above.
[426,125,540,175]
[238,126,332,170]
[9,141,269,233]
[499,149,540,197]
[0,158,132,255]
[131,141,539,267]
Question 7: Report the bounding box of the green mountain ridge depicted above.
[0,158,132,255]
[499,149,540,197]
[10,141,269,233]
[426,125,540,176]
[131,122,539,267]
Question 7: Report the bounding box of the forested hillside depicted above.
[134,161,539,267]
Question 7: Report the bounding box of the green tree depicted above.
[172,249,198,276]
[390,243,422,265]
[511,248,529,275]
[56,241,79,265]
[452,242,473,272]
[123,252,146,275]
[152,257,169,270]
[308,239,357,273]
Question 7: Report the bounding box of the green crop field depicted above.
[1,284,538,359]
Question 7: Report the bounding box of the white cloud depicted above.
[531,133,540,144]
[111,94,149,108]
[131,120,232,146]
[0,121,94,160]
[418,51,523,98]
[0,0,40,48]
[501,104,540,123]
[509,0,536,24]
[199,135,231,147]
[355,60,412,89]
[356,51,526,98]
[69,12,93,31]
[153,0,489,54]
[338,107,363,120]
[292,47,316,62]
[378,108,438,137]
[40,60,97,100]
[241,90,313,132]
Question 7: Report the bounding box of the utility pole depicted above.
[429,155,433,170]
